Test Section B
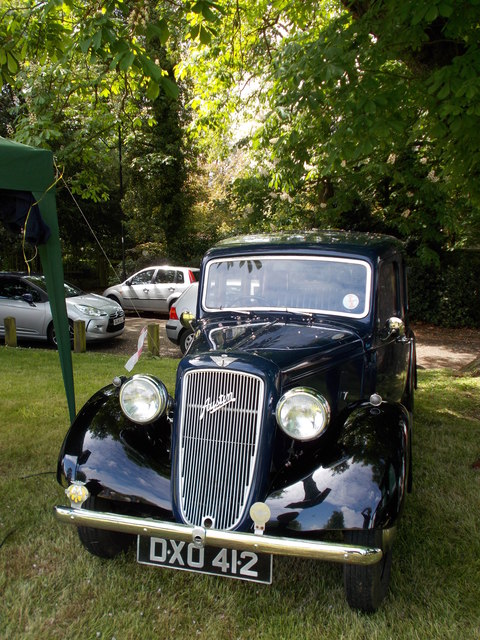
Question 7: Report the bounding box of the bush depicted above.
[408,250,480,328]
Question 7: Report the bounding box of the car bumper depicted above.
[54,505,386,566]
[165,322,180,344]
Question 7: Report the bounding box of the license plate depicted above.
[137,536,273,584]
[113,317,124,326]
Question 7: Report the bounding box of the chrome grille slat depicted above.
[178,368,264,530]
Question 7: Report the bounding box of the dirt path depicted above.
[90,316,480,371]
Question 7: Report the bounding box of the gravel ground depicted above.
[88,314,480,370]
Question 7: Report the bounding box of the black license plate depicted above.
[137,536,273,584]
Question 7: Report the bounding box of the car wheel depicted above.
[77,496,135,559]
[107,294,122,307]
[180,329,194,354]
[47,320,74,347]
[343,529,393,613]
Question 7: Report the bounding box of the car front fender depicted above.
[265,401,411,534]
[57,385,173,516]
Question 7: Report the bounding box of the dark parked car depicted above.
[55,231,416,612]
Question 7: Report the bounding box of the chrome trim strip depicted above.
[54,506,384,566]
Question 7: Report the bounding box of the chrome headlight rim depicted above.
[276,387,331,442]
[119,374,169,424]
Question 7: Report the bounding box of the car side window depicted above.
[0,279,36,300]
[155,270,176,284]
[176,271,184,284]
[377,261,401,326]
[131,270,154,285]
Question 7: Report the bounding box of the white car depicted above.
[103,266,199,313]
[165,282,198,353]
[0,272,125,345]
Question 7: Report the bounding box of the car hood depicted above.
[194,317,366,371]
[66,293,122,313]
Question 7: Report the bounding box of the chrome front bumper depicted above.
[54,505,388,566]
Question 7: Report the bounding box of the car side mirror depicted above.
[22,293,35,306]
[125,279,132,286]
[180,311,195,330]
[381,316,405,341]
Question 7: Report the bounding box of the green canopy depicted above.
[0,137,76,422]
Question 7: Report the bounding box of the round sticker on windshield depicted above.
[343,293,360,310]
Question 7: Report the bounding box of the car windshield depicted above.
[25,275,84,298]
[203,256,372,318]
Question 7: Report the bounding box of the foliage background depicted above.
[1,0,480,324]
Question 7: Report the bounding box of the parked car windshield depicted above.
[25,275,84,298]
[203,256,372,318]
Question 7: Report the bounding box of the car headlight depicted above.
[276,387,330,441]
[119,375,170,424]
[73,304,107,317]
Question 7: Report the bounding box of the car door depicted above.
[145,268,177,312]
[373,257,411,402]
[122,269,156,311]
[0,277,49,339]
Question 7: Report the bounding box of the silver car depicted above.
[165,282,198,353]
[0,272,125,345]
[103,266,199,313]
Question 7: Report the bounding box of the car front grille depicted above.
[107,309,125,332]
[178,368,265,530]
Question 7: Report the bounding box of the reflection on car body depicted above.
[55,231,416,612]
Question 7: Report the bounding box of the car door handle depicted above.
[143,288,150,293]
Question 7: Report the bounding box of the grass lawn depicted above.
[1,347,479,639]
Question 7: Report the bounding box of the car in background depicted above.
[0,272,125,345]
[165,282,198,353]
[103,266,199,314]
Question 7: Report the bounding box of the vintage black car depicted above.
[55,231,416,613]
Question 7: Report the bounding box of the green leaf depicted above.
[79,38,92,54]
[92,29,102,50]
[160,76,180,99]
[119,51,135,72]
[438,2,454,17]
[0,49,6,66]
[425,6,439,22]
[437,82,450,100]
[147,20,169,46]
[139,55,163,83]
[146,80,160,101]
[7,52,18,74]
[199,25,212,45]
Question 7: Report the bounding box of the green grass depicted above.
[1,347,480,639]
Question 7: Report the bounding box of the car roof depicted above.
[136,266,199,270]
[205,230,403,263]
[0,271,44,278]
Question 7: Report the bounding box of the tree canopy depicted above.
[2,0,480,275]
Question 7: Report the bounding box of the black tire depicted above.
[47,319,73,347]
[343,529,393,613]
[77,496,135,559]
[180,329,194,354]
[107,295,122,307]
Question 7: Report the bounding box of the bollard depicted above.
[147,323,160,356]
[4,316,17,347]
[73,320,86,353]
